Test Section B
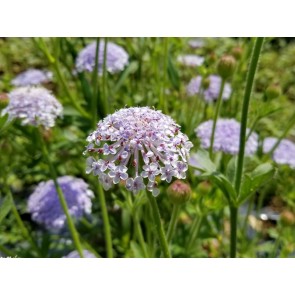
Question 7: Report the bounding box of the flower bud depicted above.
[202,77,211,89]
[167,180,191,205]
[265,84,281,100]
[217,55,236,80]
[231,47,243,60]
[280,210,295,226]
[0,93,9,108]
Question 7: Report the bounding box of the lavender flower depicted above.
[11,69,53,87]
[188,38,204,49]
[263,137,295,169]
[85,107,193,196]
[63,250,96,258]
[1,86,63,129]
[177,54,204,67]
[28,176,94,231]
[76,40,129,75]
[195,119,258,155]
[186,75,232,103]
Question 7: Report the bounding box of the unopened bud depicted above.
[280,210,295,226]
[167,180,191,205]
[265,84,281,100]
[217,55,236,79]
[0,93,9,108]
[202,77,210,89]
[231,47,243,60]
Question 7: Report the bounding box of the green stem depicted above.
[187,215,203,251]
[230,206,238,258]
[91,38,100,127]
[159,38,168,113]
[7,189,41,256]
[209,79,226,158]
[0,244,17,257]
[97,183,113,258]
[102,37,109,114]
[147,193,171,258]
[235,37,264,196]
[166,205,181,243]
[38,131,84,258]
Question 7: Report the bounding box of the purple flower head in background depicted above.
[187,75,232,103]
[1,86,63,129]
[195,118,258,155]
[177,55,204,67]
[28,176,94,231]
[263,137,295,169]
[85,107,193,196]
[75,40,129,75]
[63,250,96,258]
[188,38,205,49]
[11,69,53,87]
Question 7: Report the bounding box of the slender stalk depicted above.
[187,215,203,251]
[7,189,41,256]
[209,79,226,158]
[230,206,238,258]
[97,183,113,258]
[166,205,181,243]
[146,193,171,258]
[91,38,100,127]
[38,131,84,258]
[102,38,109,114]
[159,38,168,113]
[235,37,264,195]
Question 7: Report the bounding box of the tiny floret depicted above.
[195,118,258,155]
[188,38,204,49]
[177,54,204,67]
[2,86,63,129]
[11,69,53,87]
[84,107,193,196]
[76,40,129,74]
[263,137,295,169]
[187,75,232,102]
[28,176,94,231]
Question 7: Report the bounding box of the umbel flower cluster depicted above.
[1,86,63,129]
[28,176,94,231]
[263,137,295,169]
[11,69,53,87]
[187,75,232,102]
[195,118,258,155]
[177,54,204,67]
[85,107,193,196]
[75,40,129,75]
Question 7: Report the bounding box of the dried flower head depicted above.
[28,176,94,231]
[63,250,96,258]
[11,69,53,87]
[1,86,63,129]
[187,75,232,103]
[85,107,193,196]
[263,137,295,169]
[195,119,258,155]
[76,40,129,74]
[177,54,204,67]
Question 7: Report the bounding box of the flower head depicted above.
[11,69,53,87]
[263,137,295,169]
[195,118,258,155]
[85,107,193,196]
[177,54,204,67]
[186,75,232,103]
[28,176,94,231]
[2,86,63,129]
[63,250,96,258]
[188,38,204,49]
[76,40,129,74]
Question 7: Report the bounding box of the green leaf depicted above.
[226,156,237,184]
[239,163,275,205]
[194,149,216,173]
[167,55,180,90]
[0,195,13,224]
